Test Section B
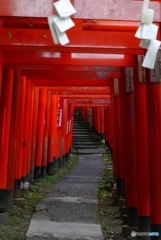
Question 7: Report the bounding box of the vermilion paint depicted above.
[34,89,47,178]
[146,69,161,229]
[0,69,14,189]
[7,70,21,196]
[15,76,26,180]
[22,80,31,180]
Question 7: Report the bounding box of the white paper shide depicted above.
[48,0,77,46]
[135,0,161,69]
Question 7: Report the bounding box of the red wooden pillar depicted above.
[79,107,82,118]
[146,64,161,236]
[47,95,58,173]
[60,102,64,166]
[83,107,85,120]
[97,107,101,140]
[99,106,105,141]
[110,87,115,157]
[109,107,113,149]
[0,52,2,101]
[62,99,68,165]
[0,69,14,212]
[56,97,63,167]
[26,85,34,181]
[22,80,31,182]
[85,106,90,125]
[113,78,124,197]
[67,104,73,159]
[122,67,137,227]
[30,87,39,180]
[56,129,61,166]
[104,106,111,149]
[42,91,51,176]
[110,85,116,180]
[6,70,21,207]
[94,107,100,140]
[92,107,96,134]
[82,107,85,120]
[133,56,150,235]
[34,89,47,178]
[14,76,26,198]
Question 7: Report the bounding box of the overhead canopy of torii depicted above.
[0,0,160,21]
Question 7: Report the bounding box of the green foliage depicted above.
[0,153,78,240]
[98,152,113,199]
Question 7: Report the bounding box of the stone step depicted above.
[73,133,94,136]
[72,142,98,145]
[72,138,97,142]
[72,145,99,149]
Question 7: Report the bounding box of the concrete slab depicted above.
[26,216,103,240]
[78,148,107,154]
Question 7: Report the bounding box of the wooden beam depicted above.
[0,0,160,21]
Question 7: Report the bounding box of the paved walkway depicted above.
[26,117,106,240]
[26,152,105,240]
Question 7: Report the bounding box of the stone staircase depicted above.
[72,115,106,154]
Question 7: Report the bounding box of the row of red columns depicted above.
[76,57,161,237]
[0,70,73,213]
[101,56,161,237]
[1,59,161,237]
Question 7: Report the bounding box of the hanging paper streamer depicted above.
[53,0,76,18]
[139,39,150,49]
[142,40,161,69]
[48,0,77,46]
[48,15,59,44]
[135,0,161,69]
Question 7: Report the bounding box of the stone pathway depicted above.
[26,116,106,240]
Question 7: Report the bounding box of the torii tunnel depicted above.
[0,0,161,238]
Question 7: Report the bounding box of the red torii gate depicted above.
[0,0,161,238]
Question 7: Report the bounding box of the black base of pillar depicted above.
[0,189,6,213]
[105,140,113,155]
[116,178,124,197]
[47,162,54,174]
[100,133,105,140]
[6,190,14,207]
[81,116,85,121]
[60,156,63,166]
[137,216,150,240]
[34,166,41,179]
[53,158,58,170]
[69,147,71,154]
[151,224,161,239]
[21,176,26,183]
[26,172,31,182]
[92,127,96,135]
[122,180,126,199]
[97,133,101,140]
[29,168,34,182]
[14,179,21,198]
[127,207,138,227]
[62,155,66,165]
[66,152,69,162]
[41,166,47,177]
[105,140,110,149]
[56,158,60,168]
